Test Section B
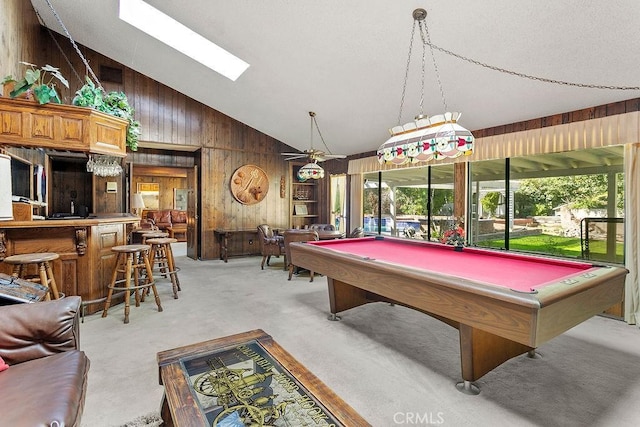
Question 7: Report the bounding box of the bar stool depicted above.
[101,244,163,324]
[140,231,169,245]
[146,237,181,299]
[2,252,61,300]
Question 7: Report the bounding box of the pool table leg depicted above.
[455,380,480,395]
[327,278,370,321]
[458,323,533,394]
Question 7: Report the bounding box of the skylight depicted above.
[118,0,249,81]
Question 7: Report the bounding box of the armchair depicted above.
[283,229,319,281]
[0,296,90,426]
[257,224,285,270]
[350,227,365,238]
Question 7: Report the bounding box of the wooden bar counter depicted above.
[0,214,139,314]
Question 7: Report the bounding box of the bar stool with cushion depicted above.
[145,237,181,299]
[2,252,61,300]
[102,244,163,323]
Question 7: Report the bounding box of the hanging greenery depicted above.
[72,77,141,151]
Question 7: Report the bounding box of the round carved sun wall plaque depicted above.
[230,164,269,205]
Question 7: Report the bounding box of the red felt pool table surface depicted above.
[306,237,593,293]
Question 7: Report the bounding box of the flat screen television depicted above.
[10,156,33,200]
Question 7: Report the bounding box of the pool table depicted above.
[288,236,628,394]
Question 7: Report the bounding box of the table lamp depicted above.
[131,192,145,216]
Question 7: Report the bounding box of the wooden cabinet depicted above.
[289,162,318,228]
[0,97,127,157]
[0,215,139,314]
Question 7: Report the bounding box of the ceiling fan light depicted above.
[297,162,325,181]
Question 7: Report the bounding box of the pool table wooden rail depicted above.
[289,239,626,384]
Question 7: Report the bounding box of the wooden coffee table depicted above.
[157,329,369,426]
[0,273,49,304]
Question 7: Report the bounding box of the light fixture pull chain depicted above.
[419,33,427,116]
[420,19,448,113]
[397,21,417,125]
[309,112,315,150]
[311,113,334,155]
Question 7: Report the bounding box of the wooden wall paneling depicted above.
[173,88,185,145]
[137,72,151,143]
[92,174,124,214]
[187,99,202,146]
[200,147,218,260]
[0,0,44,91]
[149,78,160,142]
[159,83,170,142]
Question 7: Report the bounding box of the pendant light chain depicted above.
[42,0,103,91]
[420,19,448,113]
[419,31,427,116]
[34,8,84,86]
[424,41,640,91]
[397,21,417,125]
[310,112,334,155]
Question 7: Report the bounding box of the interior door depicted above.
[186,164,198,259]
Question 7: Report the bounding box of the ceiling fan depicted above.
[281,112,347,162]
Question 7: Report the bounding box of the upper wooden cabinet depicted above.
[0,97,127,157]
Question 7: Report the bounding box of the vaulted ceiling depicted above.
[31,1,640,157]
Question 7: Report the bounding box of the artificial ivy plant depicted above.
[72,77,141,151]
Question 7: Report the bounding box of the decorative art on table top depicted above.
[180,340,343,426]
[230,165,269,205]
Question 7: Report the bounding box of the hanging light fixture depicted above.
[297,161,325,181]
[297,112,326,182]
[377,8,474,165]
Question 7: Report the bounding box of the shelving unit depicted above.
[289,162,318,229]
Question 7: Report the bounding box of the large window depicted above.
[468,146,624,263]
[362,164,455,242]
[468,158,506,247]
[363,146,624,263]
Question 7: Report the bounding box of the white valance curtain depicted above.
[349,111,640,324]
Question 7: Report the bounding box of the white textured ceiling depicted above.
[30,0,640,156]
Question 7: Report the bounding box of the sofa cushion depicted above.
[0,296,81,365]
[171,210,187,224]
[0,350,90,427]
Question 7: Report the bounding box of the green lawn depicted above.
[477,234,624,263]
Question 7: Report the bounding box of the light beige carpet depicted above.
[115,412,162,427]
[80,255,640,427]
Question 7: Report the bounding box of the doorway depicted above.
[129,147,200,259]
